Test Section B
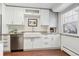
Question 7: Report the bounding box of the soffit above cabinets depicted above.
[5,3,74,12]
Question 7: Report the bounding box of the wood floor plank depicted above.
[4,49,69,56]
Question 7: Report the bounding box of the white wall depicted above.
[2,4,9,34]
[0,4,2,41]
[0,3,2,34]
[58,13,62,33]
[0,4,2,15]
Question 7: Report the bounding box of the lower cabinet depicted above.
[24,38,32,50]
[41,35,60,49]
[2,35,10,52]
[61,35,79,56]
[24,34,60,51]
[33,38,43,49]
[0,42,3,56]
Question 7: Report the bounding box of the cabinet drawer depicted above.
[0,43,3,53]
[3,42,10,52]
[3,42,10,47]
[3,47,10,52]
[2,35,10,42]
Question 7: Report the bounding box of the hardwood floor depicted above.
[4,49,69,56]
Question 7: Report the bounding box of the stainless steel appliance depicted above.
[10,34,23,52]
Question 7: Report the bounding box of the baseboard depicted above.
[62,46,79,56]
[24,47,60,51]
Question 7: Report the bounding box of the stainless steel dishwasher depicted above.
[10,34,23,52]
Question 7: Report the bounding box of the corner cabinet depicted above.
[40,9,49,25]
[5,7,24,25]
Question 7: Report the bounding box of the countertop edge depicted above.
[60,33,79,38]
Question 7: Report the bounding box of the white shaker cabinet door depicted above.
[5,7,15,24]
[24,39,32,50]
[41,37,52,48]
[49,12,57,27]
[33,38,42,49]
[53,35,60,48]
[13,7,24,25]
[5,7,24,25]
[40,9,49,25]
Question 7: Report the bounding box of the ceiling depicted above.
[5,3,73,12]
[5,3,59,9]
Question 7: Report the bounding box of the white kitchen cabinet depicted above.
[52,35,60,48]
[40,9,49,25]
[41,36,51,48]
[2,35,10,52]
[0,42,3,56]
[41,34,60,49]
[24,38,42,50]
[49,11,57,27]
[33,38,43,49]
[24,38,33,50]
[5,7,24,25]
[24,34,60,51]
[61,35,79,56]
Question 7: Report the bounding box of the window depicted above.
[63,7,79,34]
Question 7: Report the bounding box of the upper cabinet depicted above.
[5,6,57,27]
[40,9,49,26]
[49,11,57,27]
[5,7,24,25]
